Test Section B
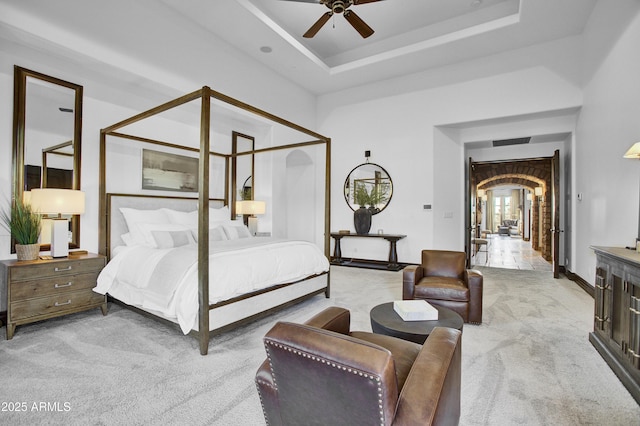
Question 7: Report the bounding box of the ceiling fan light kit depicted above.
[285,0,383,39]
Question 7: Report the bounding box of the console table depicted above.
[330,232,407,271]
[590,246,640,404]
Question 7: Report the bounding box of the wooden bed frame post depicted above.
[99,130,107,256]
[325,138,331,298]
[198,87,211,355]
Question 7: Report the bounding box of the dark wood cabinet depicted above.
[1,253,107,340]
[590,246,640,404]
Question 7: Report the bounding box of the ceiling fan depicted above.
[282,0,384,39]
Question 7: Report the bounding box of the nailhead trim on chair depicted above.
[264,341,386,426]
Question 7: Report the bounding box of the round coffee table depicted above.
[370,302,463,344]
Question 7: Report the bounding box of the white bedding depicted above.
[95,237,329,334]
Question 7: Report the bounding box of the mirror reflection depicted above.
[13,66,82,251]
[231,131,255,218]
[344,163,393,214]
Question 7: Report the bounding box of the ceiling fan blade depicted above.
[279,0,322,3]
[303,12,332,38]
[343,9,374,38]
[353,0,385,4]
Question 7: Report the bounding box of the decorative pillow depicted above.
[120,208,170,246]
[222,224,252,240]
[151,230,194,249]
[190,226,228,243]
[137,223,192,248]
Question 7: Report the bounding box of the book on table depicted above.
[393,300,439,321]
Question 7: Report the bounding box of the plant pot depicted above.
[16,243,40,261]
[354,206,372,235]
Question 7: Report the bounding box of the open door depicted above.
[551,149,561,278]
[465,157,474,267]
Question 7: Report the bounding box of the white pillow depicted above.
[165,207,230,226]
[151,230,195,249]
[222,224,252,240]
[164,209,198,228]
[137,223,193,248]
[121,232,136,247]
[210,205,231,222]
[120,208,170,246]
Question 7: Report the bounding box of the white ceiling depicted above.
[0,0,597,96]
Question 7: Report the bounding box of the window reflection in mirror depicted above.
[344,163,393,214]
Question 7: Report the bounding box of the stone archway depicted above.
[472,159,553,261]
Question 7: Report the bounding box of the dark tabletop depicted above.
[370,302,463,344]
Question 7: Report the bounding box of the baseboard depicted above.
[564,268,594,298]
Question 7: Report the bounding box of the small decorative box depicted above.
[393,300,439,321]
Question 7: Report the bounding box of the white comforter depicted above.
[94,238,329,334]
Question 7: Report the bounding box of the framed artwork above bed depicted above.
[142,149,199,192]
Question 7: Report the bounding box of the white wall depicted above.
[318,37,583,264]
[573,1,640,283]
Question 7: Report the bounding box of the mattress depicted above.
[94,237,329,333]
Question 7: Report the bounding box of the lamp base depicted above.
[50,218,69,258]
[248,216,258,236]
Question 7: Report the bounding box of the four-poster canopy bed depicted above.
[97,86,331,355]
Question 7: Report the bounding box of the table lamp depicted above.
[30,188,85,257]
[236,200,266,236]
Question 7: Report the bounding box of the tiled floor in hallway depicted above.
[471,234,552,271]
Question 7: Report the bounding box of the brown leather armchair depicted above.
[403,250,483,324]
[256,307,462,426]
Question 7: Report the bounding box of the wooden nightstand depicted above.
[0,253,107,340]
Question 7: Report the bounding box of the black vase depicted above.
[354,206,372,235]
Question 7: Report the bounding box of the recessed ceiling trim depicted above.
[330,13,521,75]
[238,0,330,72]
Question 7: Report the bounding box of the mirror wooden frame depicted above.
[12,66,83,252]
[230,131,255,218]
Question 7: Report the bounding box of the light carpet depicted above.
[0,266,638,425]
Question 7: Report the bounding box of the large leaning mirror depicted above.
[230,131,255,218]
[13,66,83,252]
[344,162,393,214]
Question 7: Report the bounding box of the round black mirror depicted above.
[344,163,393,214]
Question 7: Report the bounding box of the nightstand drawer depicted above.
[10,289,106,321]
[9,257,105,281]
[10,271,101,300]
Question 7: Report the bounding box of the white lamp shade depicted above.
[534,187,543,196]
[477,189,485,198]
[30,189,85,215]
[623,142,640,158]
[236,200,265,215]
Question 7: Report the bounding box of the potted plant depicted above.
[1,196,42,261]
[368,182,390,214]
